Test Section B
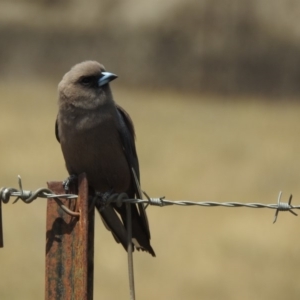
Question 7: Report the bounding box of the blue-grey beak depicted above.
[98,72,118,87]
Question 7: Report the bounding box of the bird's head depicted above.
[58,61,118,110]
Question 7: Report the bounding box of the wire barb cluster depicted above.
[0,176,78,216]
[0,176,299,223]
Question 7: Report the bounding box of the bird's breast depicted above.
[58,114,131,193]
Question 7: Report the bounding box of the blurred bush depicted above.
[1,0,300,97]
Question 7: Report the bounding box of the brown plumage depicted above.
[56,61,155,256]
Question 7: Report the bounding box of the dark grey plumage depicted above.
[55,61,155,256]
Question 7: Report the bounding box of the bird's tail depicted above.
[95,170,155,257]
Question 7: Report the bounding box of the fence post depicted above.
[45,173,94,300]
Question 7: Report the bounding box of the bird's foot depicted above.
[63,174,78,191]
[96,190,129,208]
[93,189,114,211]
[96,189,114,202]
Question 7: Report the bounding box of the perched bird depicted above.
[55,61,155,256]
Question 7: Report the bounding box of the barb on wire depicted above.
[0,175,78,216]
[273,192,297,223]
[0,176,299,223]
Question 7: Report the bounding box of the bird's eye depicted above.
[80,76,95,86]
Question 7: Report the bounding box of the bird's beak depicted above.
[98,72,118,87]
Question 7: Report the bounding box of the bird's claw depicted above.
[95,189,114,201]
[63,174,78,191]
[94,189,115,205]
[101,190,114,202]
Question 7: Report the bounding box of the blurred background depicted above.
[1,0,300,299]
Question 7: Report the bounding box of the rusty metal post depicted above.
[45,173,94,300]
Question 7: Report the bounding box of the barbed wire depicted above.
[0,176,298,223]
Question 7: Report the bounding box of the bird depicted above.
[55,60,155,256]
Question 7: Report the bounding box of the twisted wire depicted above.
[0,176,298,222]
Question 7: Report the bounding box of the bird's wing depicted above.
[115,105,140,182]
[116,105,152,243]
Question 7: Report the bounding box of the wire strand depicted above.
[0,176,298,223]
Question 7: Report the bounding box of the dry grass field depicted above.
[1,80,300,299]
